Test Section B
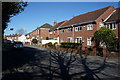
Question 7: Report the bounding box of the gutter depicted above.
[59,20,96,30]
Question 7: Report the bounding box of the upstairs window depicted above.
[75,26,82,31]
[68,28,72,32]
[106,23,116,30]
[87,24,93,30]
[60,29,64,33]
[49,32,53,34]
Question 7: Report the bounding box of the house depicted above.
[26,23,53,43]
[105,7,120,39]
[18,35,26,43]
[58,6,115,48]
[49,20,68,42]
[105,7,120,50]
[4,34,22,41]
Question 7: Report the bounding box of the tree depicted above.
[32,39,38,44]
[16,28,27,35]
[46,37,49,40]
[93,27,116,52]
[2,1,27,34]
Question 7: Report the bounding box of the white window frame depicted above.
[60,29,64,33]
[75,37,82,43]
[87,37,92,46]
[49,32,53,34]
[75,26,82,31]
[68,28,72,32]
[87,24,93,30]
[99,22,104,28]
[106,23,116,30]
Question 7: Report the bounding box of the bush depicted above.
[54,42,58,46]
[46,37,49,40]
[47,42,53,47]
[60,42,82,49]
[88,47,93,51]
[32,39,38,44]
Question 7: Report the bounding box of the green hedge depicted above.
[60,42,82,49]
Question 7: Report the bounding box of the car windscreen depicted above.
[14,42,23,44]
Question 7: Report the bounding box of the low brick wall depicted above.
[49,46,119,58]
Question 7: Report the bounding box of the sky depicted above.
[4,2,119,35]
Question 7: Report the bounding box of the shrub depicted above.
[60,42,82,49]
[47,42,53,47]
[54,42,58,46]
[32,39,38,44]
[46,37,49,40]
[88,47,93,51]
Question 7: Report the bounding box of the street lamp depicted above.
[10,28,14,31]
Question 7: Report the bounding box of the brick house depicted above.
[105,7,120,39]
[58,6,116,48]
[26,23,52,43]
[105,7,120,50]
[4,34,22,41]
[49,20,68,41]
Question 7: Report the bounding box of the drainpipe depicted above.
[72,25,75,43]
[118,22,120,52]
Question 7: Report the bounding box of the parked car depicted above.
[13,41,23,48]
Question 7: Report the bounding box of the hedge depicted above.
[60,42,82,49]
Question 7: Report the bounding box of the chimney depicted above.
[54,21,57,26]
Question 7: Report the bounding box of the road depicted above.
[2,46,120,80]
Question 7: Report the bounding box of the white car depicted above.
[13,41,23,48]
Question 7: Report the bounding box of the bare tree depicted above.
[16,28,27,35]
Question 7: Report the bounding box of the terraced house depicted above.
[4,34,22,41]
[57,6,119,48]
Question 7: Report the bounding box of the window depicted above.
[99,22,104,27]
[67,37,73,42]
[87,24,93,30]
[49,32,52,34]
[75,26,82,31]
[68,28,72,32]
[87,37,92,46]
[106,23,116,30]
[61,39,64,42]
[60,29,64,33]
[75,37,82,43]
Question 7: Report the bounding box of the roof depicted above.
[61,6,114,27]
[105,7,120,23]
[50,21,67,31]
[40,23,53,28]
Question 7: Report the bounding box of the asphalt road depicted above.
[2,46,47,71]
[2,46,120,80]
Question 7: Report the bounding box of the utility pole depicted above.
[118,1,120,54]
